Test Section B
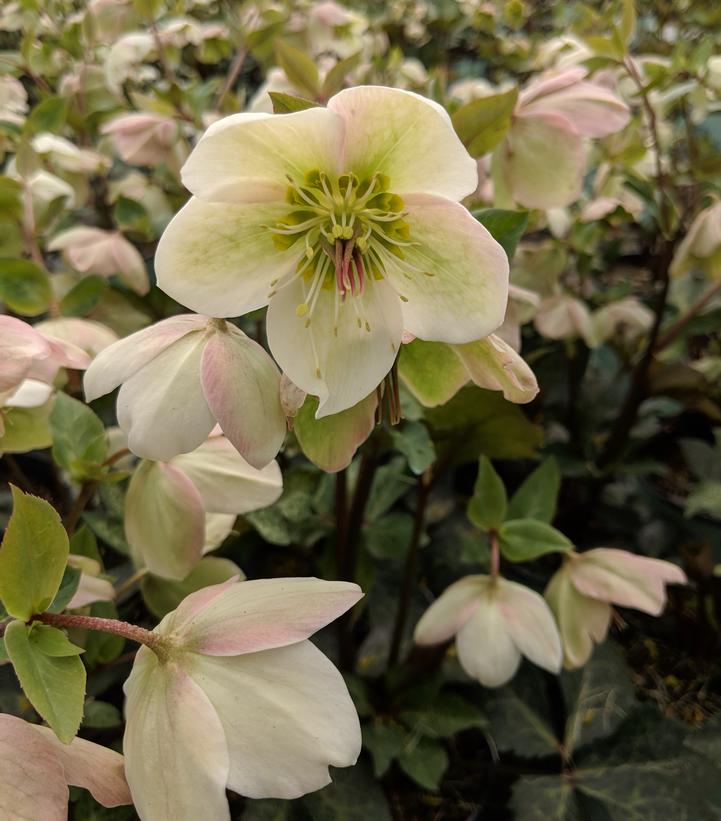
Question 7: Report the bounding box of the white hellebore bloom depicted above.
[125,433,283,580]
[155,86,510,418]
[123,577,363,820]
[414,575,562,687]
[84,315,287,466]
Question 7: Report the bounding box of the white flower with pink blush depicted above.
[123,577,363,819]
[83,315,287,466]
[545,548,687,668]
[125,433,282,580]
[155,85,509,418]
[414,575,562,687]
[495,67,630,209]
[102,112,178,166]
[0,713,131,820]
[534,293,598,347]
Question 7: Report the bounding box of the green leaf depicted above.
[25,96,69,134]
[0,403,53,454]
[511,776,578,821]
[82,601,125,667]
[0,486,69,620]
[389,421,435,475]
[364,512,413,560]
[273,40,320,98]
[59,275,109,317]
[4,619,86,743]
[363,720,407,777]
[468,455,507,530]
[0,258,52,315]
[294,394,376,473]
[49,392,108,480]
[685,480,721,519]
[451,87,518,157]
[47,565,82,613]
[28,622,84,656]
[507,458,561,524]
[400,693,487,739]
[300,762,392,820]
[498,519,573,562]
[473,208,529,261]
[268,91,320,114]
[83,699,123,728]
[397,737,449,790]
[321,52,362,98]
[0,176,23,221]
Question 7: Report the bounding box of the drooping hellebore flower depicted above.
[414,575,562,687]
[545,548,686,668]
[123,577,363,819]
[155,86,509,417]
[0,713,131,819]
[125,433,282,580]
[83,314,286,466]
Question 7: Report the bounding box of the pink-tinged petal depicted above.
[545,565,611,668]
[123,649,230,821]
[67,573,116,608]
[496,578,562,674]
[155,197,295,317]
[181,108,345,203]
[454,334,539,404]
[267,275,403,418]
[109,234,149,295]
[534,294,597,347]
[162,577,362,655]
[455,593,522,687]
[498,111,586,210]
[170,435,283,515]
[385,194,509,344]
[0,315,50,391]
[328,86,477,201]
[35,318,119,358]
[568,548,686,615]
[83,314,206,401]
[414,575,486,645]
[200,325,286,469]
[519,67,588,107]
[117,331,216,461]
[0,714,68,821]
[125,460,206,580]
[186,640,361,799]
[33,726,132,808]
[43,335,92,371]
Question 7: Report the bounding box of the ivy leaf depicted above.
[498,519,573,562]
[451,87,518,157]
[0,258,52,315]
[507,458,561,524]
[4,619,86,743]
[468,455,507,531]
[0,486,69,620]
[49,392,108,481]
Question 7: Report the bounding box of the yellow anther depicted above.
[296,303,309,317]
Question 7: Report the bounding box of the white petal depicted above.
[181,108,345,202]
[453,335,539,403]
[328,86,477,201]
[4,378,53,408]
[0,315,50,391]
[413,575,486,645]
[200,325,286,469]
[455,593,522,687]
[385,194,509,343]
[83,314,206,401]
[163,577,362,656]
[186,640,361,799]
[117,331,215,460]
[125,461,206,580]
[267,276,403,418]
[155,197,295,317]
[496,578,562,673]
[123,649,231,821]
[169,435,283,515]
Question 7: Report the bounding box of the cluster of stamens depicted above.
[269,169,414,336]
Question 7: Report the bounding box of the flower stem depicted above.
[37,611,168,657]
[490,530,500,581]
[388,471,431,668]
[656,278,721,351]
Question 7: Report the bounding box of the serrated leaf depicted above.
[4,619,85,743]
[498,519,573,562]
[452,87,518,157]
[0,258,52,315]
[473,208,528,261]
[507,458,561,523]
[28,623,84,656]
[50,392,108,480]
[0,486,69,620]
[273,40,320,98]
[468,455,507,530]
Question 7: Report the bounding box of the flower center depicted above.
[270,169,412,319]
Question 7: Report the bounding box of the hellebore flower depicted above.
[66,554,116,609]
[102,112,178,166]
[125,433,282,580]
[48,226,149,295]
[592,297,653,344]
[0,713,131,819]
[155,86,509,417]
[123,577,363,819]
[83,315,287,466]
[414,575,562,687]
[495,67,630,209]
[534,293,598,347]
[670,201,721,280]
[545,548,687,668]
